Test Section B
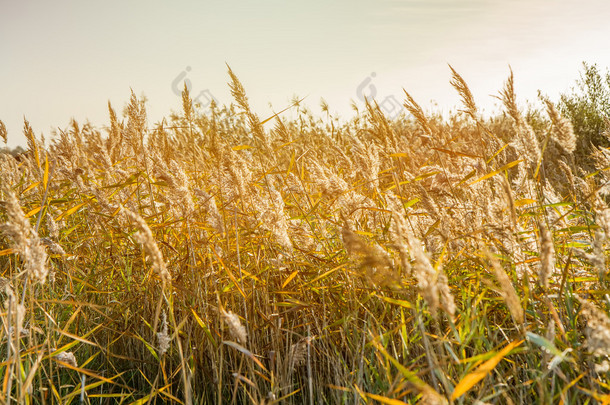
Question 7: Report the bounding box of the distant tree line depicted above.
[0,145,25,156]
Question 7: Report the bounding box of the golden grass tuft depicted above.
[0,65,609,404]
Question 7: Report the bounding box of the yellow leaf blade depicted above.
[43,153,49,189]
[282,271,298,288]
[451,340,523,400]
[223,340,267,370]
[56,202,87,222]
[0,249,14,257]
[515,198,536,207]
[365,392,408,404]
[486,142,510,164]
[232,144,252,151]
[25,206,42,218]
[469,160,522,186]
[22,181,41,195]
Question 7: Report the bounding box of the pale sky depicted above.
[1,0,609,148]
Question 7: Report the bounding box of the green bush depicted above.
[559,62,610,160]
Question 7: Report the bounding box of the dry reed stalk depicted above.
[334,191,378,226]
[224,148,254,202]
[124,90,147,158]
[340,224,396,286]
[486,251,525,325]
[23,118,41,170]
[351,135,381,190]
[538,222,555,290]
[403,90,432,137]
[449,65,478,120]
[406,233,449,317]
[574,229,606,277]
[40,237,65,255]
[500,70,541,170]
[578,297,610,373]
[0,154,21,187]
[594,194,610,239]
[517,123,541,170]
[255,180,293,252]
[92,187,118,214]
[154,158,195,215]
[288,336,312,371]
[181,82,194,123]
[436,269,456,319]
[308,160,349,197]
[0,120,7,144]
[385,192,412,275]
[340,224,368,257]
[543,98,576,154]
[499,68,519,122]
[96,145,117,181]
[1,186,48,284]
[288,219,316,251]
[557,160,576,194]
[592,147,610,196]
[194,189,225,234]
[121,206,171,285]
[226,65,269,151]
[3,286,25,342]
[364,98,397,150]
[107,101,125,163]
[45,211,59,239]
[500,176,518,231]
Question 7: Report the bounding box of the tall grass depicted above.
[0,66,609,404]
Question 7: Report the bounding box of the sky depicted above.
[1,0,610,148]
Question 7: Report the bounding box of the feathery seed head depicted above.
[578,297,610,362]
[449,65,478,119]
[0,120,7,144]
[538,221,555,290]
[121,206,171,285]
[486,250,525,325]
[157,311,171,356]
[54,351,78,368]
[1,187,48,284]
[221,310,247,344]
[544,98,576,154]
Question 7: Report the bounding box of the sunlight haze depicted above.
[1,0,609,147]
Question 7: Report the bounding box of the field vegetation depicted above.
[1,63,610,404]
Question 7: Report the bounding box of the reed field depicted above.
[1,65,610,404]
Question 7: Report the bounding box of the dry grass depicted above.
[0,66,609,404]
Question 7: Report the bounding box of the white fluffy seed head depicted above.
[221,310,247,344]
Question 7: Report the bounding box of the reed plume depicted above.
[0,120,7,144]
[403,90,432,137]
[121,206,171,285]
[449,65,478,120]
[543,98,576,154]
[221,310,247,344]
[157,311,171,356]
[538,221,555,290]
[500,70,541,170]
[226,65,269,151]
[406,233,451,317]
[486,250,524,325]
[578,297,610,373]
[1,185,48,284]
